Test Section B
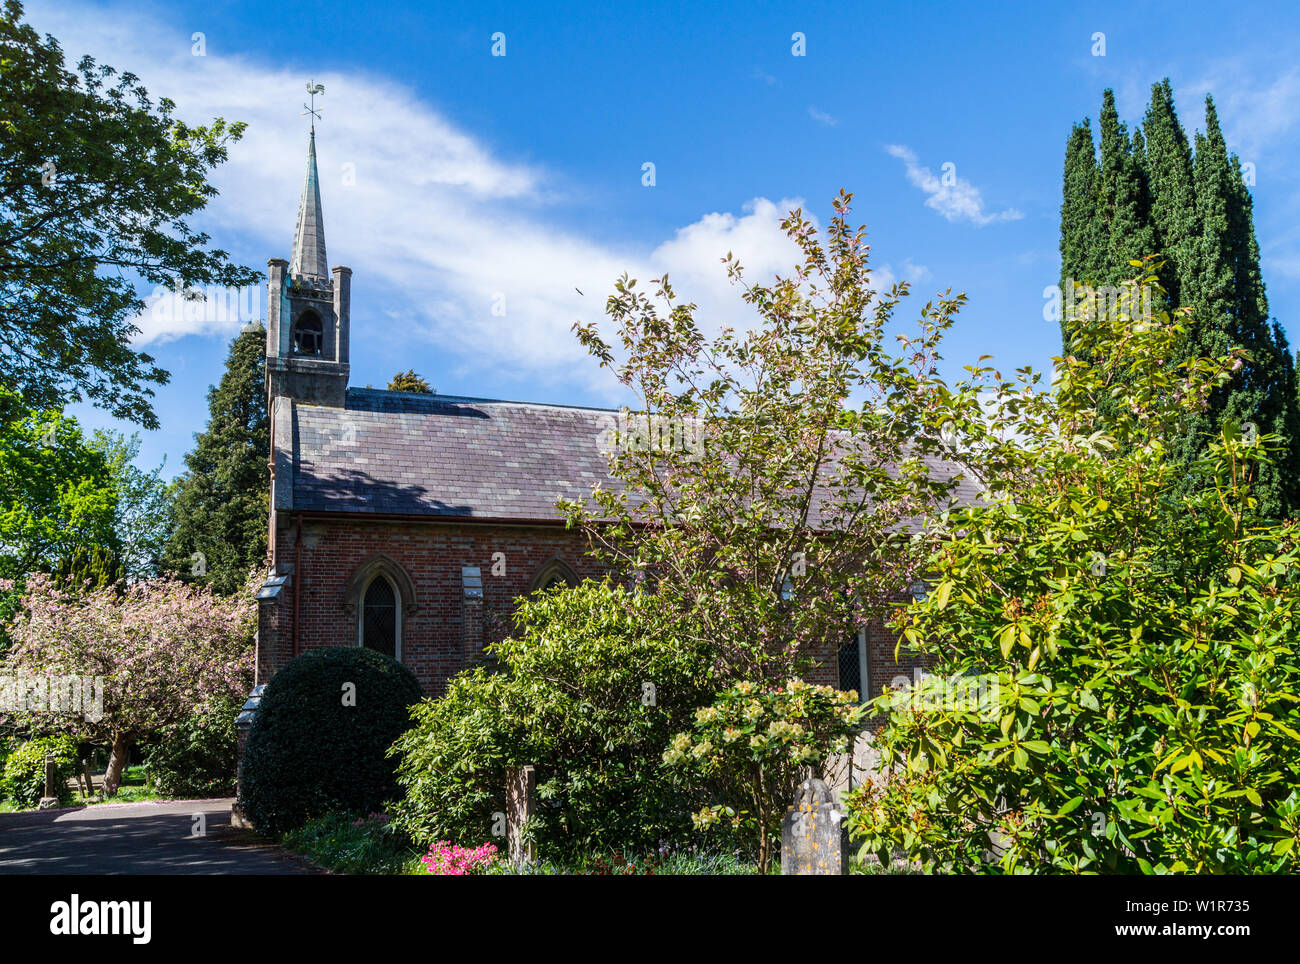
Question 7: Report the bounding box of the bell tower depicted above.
[266,119,350,408]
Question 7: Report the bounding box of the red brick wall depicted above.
[257,514,929,703]
[864,609,929,701]
[265,518,602,696]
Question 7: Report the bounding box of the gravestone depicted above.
[781,777,849,875]
[38,752,59,810]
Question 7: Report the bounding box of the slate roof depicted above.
[289,388,624,520]
[283,387,983,523]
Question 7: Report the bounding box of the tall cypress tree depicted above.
[1099,90,1158,289]
[162,326,269,594]
[1059,120,1107,344]
[1196,98,1300,511]
[1140,79,1200,312]
[1060,81,1300,518]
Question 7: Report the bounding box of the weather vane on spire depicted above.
[302,81,325,132]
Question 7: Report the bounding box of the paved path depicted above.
[0,799,319,875]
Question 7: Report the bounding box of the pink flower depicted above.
[421,840,499,875]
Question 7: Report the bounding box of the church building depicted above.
[252,132,940,704]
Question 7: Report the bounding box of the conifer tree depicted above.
[1140,79,1199,312]
[1192,98,1300,512]
[1058,121,1106,344]
[387,369,434,394]
[1098,90,1157,288]
[1060,80,1300,518]
[162,327,269,594]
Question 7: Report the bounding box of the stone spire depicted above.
[289,130,328,280]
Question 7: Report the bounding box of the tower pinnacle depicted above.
[289,128,328,280]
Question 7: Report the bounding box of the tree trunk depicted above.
[103,732,129,797]
[755,763,771,875]
[81,757,94,796]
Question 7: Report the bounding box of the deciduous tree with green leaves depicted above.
[0,393,118,584]
[846,268,1300,874]
[565,191,981,685]
[0,394,169,646]
[0,0,258,428]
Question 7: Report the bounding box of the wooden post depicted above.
[505,765,536,867]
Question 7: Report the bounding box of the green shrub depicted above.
[240,647,423,834]
[390,580,716,861]
[1,734,79,808]
[846,276,1300,874]
[664,679,864,873]
[144,694,242,798]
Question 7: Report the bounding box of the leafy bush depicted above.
[846,269,1300,874]
[1,734,79,807]
[144,694,242,798]
[663,679,863,872]
[240,646,423,834]
[390,580,715,860]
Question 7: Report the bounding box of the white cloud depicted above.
[23,2,921,403]
[1183,65,1300,158]
[808,106,838,126]
[900,258,929,281]
[132,283,263,344]
[884,144,1023,226]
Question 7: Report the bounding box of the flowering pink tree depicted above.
[3,573,254,795]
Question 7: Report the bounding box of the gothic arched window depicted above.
[529,559,578,593]
[292,311,323,356]
[343,554,416,663]
[361,575,398,659]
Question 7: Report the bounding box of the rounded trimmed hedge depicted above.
[240,647,424,834]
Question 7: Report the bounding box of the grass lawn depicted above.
[0,764,169,812]
[76,765,168,805]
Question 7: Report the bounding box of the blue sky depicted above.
[23,0,1300,479]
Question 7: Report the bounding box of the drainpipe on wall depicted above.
[293,513,303,659]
